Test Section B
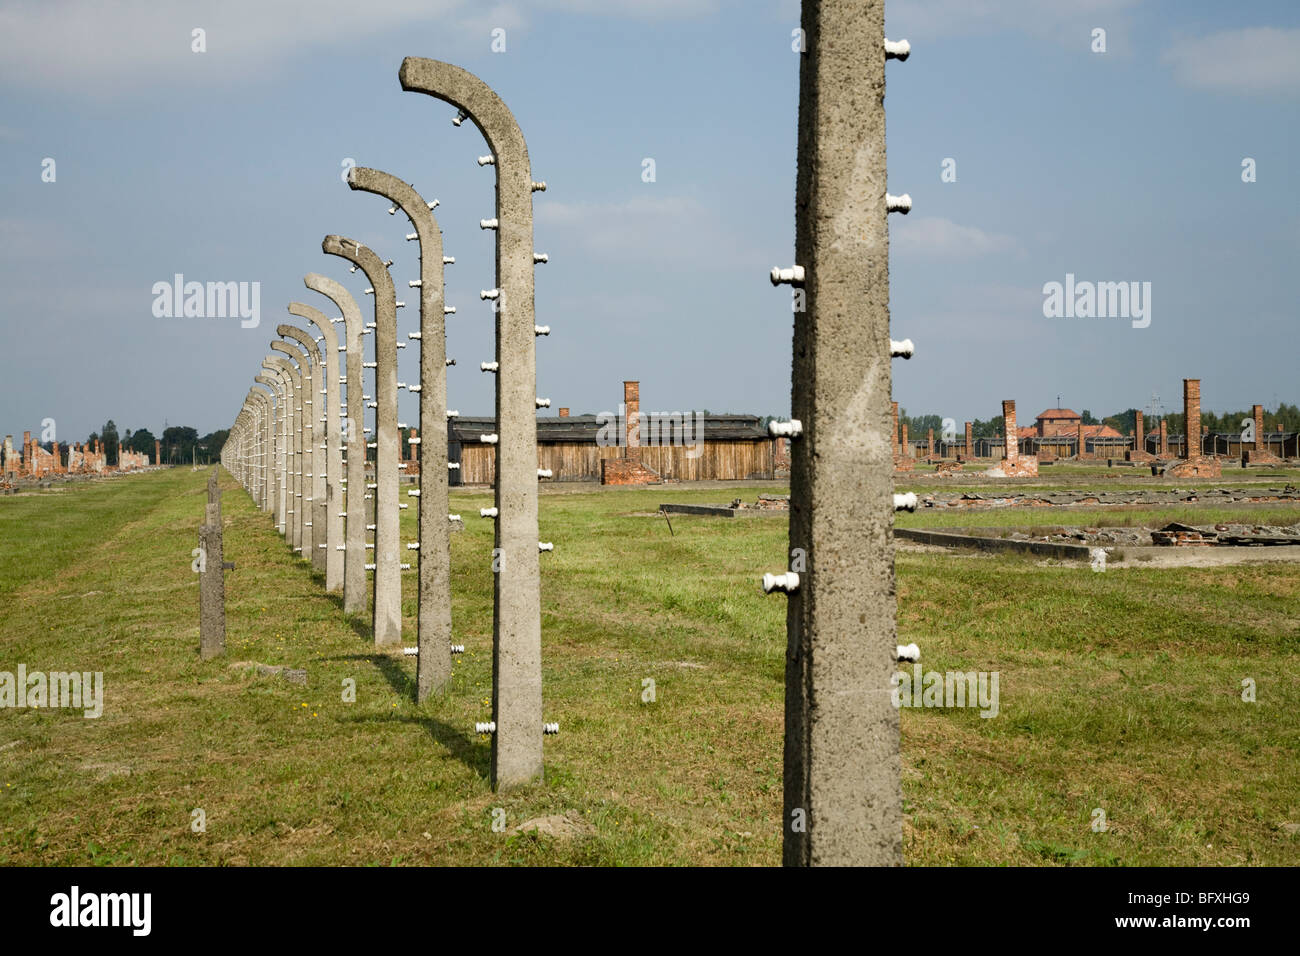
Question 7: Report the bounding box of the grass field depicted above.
[1,468,1297,865]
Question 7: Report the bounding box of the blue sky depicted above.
[1,0,1297,443]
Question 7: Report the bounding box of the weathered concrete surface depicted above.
[280,325,324,571]
[293,299,345,592]
[323,236,400,646]
[347,168,452,700]
[279,325,325,572]
[272,340,310,557]
[401,57,544,788]
[309,267,369,617]
[254,375,279,510]
[264,359,296,537]
[783,0,901,865]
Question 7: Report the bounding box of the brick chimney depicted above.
[623,381,640,457]
[964,421,974,460]
[1002,400,1018,462]
[1077,420,1086,459]
[891,402,899,456]
[1135,410,1145,451]
[155,438,161,467]
[1183,378,1201,458]
[408,428,418,462]
[1159,419,1168,456]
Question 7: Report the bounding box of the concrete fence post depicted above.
[770,0,906,865]
[322,236,401,646]
[347,167,454,700]
[271,341,311,558]
[306,270,369,616]
[400,56,547,788]
[279,323,327,573]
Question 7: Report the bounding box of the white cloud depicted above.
[1163,27,1300,95]
[891,216,1018,258]
[0,0,482,96]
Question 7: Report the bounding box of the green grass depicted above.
[0,469,1296,865]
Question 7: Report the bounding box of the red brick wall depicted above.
[1002,400,1018,462]
[624,381,640,458]
[1184,379,1201,457]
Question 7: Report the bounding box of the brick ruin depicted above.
[1,429,156,485]
[985,400,1038,477]
[891,401,914,473]
[600,380,663,485]
[1126,410,1154,461]
[1162,379,1221,477]
[1244,404,1282,465]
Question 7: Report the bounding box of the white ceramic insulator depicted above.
[480,434,499,444]
[443,256,455,264]
[890,338,915,359]
[768,419,803,438]
[363,361,377,368]
[409,280,422,288]
[366,442,377,449]
[769,265,806,287]
[406,232,418,241]
[543,722,560,735]
[886,193,912,214]
[365,322,376,329]
[366,401,377,409]
[400,563,411,570]
[884,38,911,60]
[531,181,547,192]
[426,200,439,210]
[408,489,421,497]
[762,571,800,594]
[409,385,423,392]
[452,109,467,126]
[477,154,495,166]
[366,523,377,530]
[475,722,496,734]
[339,376,347,384]
[407,542,419,550]
[451,645,465,654]
[537,468,553,478]
[387,205,398,215]
[536,398,551,408]
[480,218,499,230]
[896,643,921,662]
[534,325,551,336]
[364,287,374,295]
[397,382,407,390]
[448,514,461,522]
[403,646,419,656]
[408,332,422,340]
[894,492,918,513]
[539,542,554,552]
[395,301,406,309]
[336,544,346,550]
[409,437,421,445]
[444,306,456,315]
[446,410,459,418]
[480,507,498,518]
[480,289,499,300]
[534,253,548,264]
[448,462,459,470]
[364,563,376,570]
[481,361,499,372]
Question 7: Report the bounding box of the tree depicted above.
[161,426,199,464]
[126,428,157,455]
[1080,409,1098,425]
[100,420,120,464]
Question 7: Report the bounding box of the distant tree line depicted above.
[66,420,229,466]
[898,403,1300,441]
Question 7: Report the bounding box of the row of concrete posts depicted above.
[221,58,552,792]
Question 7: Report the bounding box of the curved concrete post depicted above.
[292,299,344,592]
[322,235,401,647]
[280,323,326,573]
[254,375,280,513]
[272,341,309,557]
[347,168,452,701]
[266,356,299,542]
[400,57,545,788]
[252,380,277,510]
[305,270,368,616]
[245,390,271,507]
[261,361,290,532]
